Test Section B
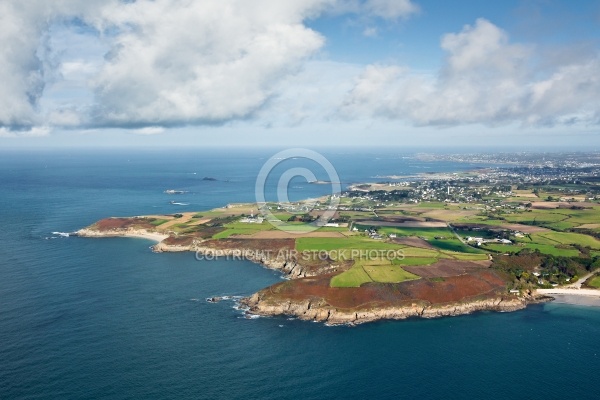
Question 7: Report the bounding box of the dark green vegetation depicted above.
[587,276,600,288]
[492,251,600,290]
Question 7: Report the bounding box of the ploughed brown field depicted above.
[403,259,491,278]
[261,269,509,309]
[530,201,594,209]
[391,237,437,249]
[202,238,295,252]
[95,217,156,230]
[357,220,447,228]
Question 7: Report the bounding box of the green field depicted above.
[481,244,520,254]
[150,219,170,226]
[211,221,274,239]
[523,243,579,257]
[482,242,580,257]
[531,232,600,249]
[440,251,489,260]
[414,202,447,208]
[499,207,600,230]
[428,238,484,253]
[391,257,437,266]
[399,247,442,258]
[376,226,452,240]
[587,276,600,288]
[362,264,420,284]
[330,260,420,287]
[296,237,403,252]
[330,264,373,287]
[456,217,512,226]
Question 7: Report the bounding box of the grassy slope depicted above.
[587,276,600,288]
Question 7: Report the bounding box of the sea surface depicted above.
[1,148,599,400]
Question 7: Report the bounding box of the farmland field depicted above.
[330,260,420,287]
[296,237,403,252]
[531,232,600,249]
[586,276,600,288]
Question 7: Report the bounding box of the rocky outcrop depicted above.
[190,245,325,278]
[152,241,193,252]
[241,293,534,325]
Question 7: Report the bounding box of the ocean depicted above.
[1,148,599,400]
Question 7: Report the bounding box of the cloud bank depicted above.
[341,19,600,127]
[0,2,598,137]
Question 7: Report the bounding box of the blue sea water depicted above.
[1,148,599,400]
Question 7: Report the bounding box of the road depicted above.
[565,268,599,289]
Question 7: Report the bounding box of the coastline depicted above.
[535,288,600,307]
[75,220,600,325]
[536,288,600,297]
[76,228,169,243]
[241,293,537,325]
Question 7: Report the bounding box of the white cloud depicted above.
[0,126,51,138]
[0,0,422,133]
[254,60,362,127]
[60,60,98,80]
[364,0,419,20]
[91,0,329,127]
[341,18,600,127]
[130,126,166,135]
[3,3,597,137]
[0,0,336,130]
[0,1,46,128]
[0,1,117,129]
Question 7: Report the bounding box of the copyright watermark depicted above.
[195,249,405,262]
[254,148,341,233]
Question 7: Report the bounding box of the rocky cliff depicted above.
[242,292,531,325]
[185,244,335,279]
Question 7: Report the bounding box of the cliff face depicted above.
[185,245,333,279]
[76,227,167,240]
[153,241,194,253]
[242,292,529,325]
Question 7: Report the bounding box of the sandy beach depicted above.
[120,232,169,243]
[537,288,600,297]
[536,288,600,307]
[76,228,168,243]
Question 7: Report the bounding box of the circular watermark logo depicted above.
[255,148,341,233]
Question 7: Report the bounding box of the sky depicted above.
[1,0,599,149]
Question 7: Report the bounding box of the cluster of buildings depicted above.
[465,237,512,246]
[239,211,264,224]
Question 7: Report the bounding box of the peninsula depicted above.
[78,157,600,325]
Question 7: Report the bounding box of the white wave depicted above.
[51,231,71,237]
